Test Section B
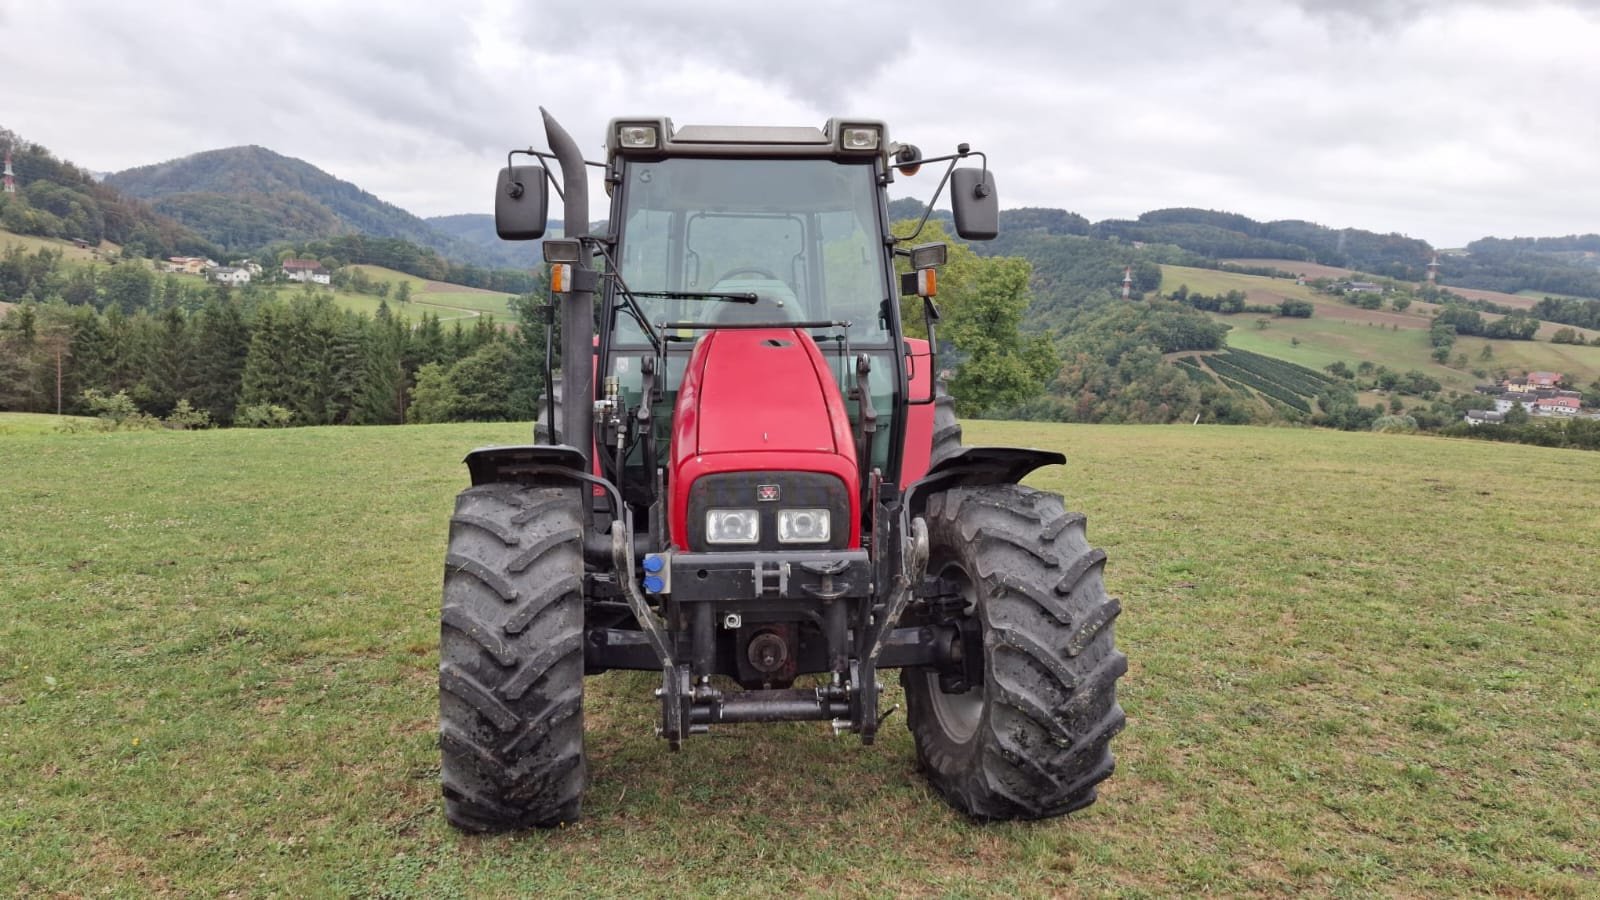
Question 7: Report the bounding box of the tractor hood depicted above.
[673,328,854,458]
[669,327,861,549]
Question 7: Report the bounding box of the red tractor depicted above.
[439,110,1125,830]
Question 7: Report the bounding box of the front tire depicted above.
[931,376,962,467]
[534,373,562,444]
[439,482,587,831]
[903,484,1126,820]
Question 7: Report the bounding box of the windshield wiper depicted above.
[628,290,757,304]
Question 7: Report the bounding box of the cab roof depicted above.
[606,117,891,162]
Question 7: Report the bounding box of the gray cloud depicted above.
[3,0,1599,246]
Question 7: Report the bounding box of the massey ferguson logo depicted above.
[756,484,781,502]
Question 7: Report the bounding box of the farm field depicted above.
[340,264,519,319]
[1162,265,1600,389]
[257,265,517,322]
[1226,258,1551,313]
[2,420,1597,895]
[1448,287,1540,312]
[1224,258,1365,282]
[0,226,119,264]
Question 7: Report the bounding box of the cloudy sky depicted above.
[3,0,1598,247]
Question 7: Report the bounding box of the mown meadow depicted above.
[2,419,1597,896]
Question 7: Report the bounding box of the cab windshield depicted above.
[610,158,890,345]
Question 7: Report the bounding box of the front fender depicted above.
[902,446,1065,519]
[463,444,587,486]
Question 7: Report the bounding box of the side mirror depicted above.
[950,168,998,240]
[495,165,549,240]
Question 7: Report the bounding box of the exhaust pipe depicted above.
[541,107,594,470]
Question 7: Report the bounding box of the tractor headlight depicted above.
[618,124,658,149]
[777,509,831,544]
[706,509,760,544]
[840,126,880,151]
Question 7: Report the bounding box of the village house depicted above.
[282,258,332,285]
[165,256,215,275]
[1470,372,1587,423]
[1341,281,1383,293]
[1536,392,1582,416]
[1492,393,1536,415]
[209,266,251,286]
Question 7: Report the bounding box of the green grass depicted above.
[343,264,517,318]
[0,412,95,435]
[0,227,118,264]
[1222,316,1474,385]
[3,422,1597,895]
[1162,264,1325,305]
[1452,335,1600,381]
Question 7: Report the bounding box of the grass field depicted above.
[0,227,119,264]
[241,266,517,324]
[340,264,518,318]
[3,419,1597,895]
[0,412,95,435]
[1162,265,1600,389]
[1225,258,1558,313]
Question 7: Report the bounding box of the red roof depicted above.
[282,258,322,270]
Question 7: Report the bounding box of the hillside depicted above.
[424,213,538,269]
[1158,264,1600,393]
[0,126,213,258]
[3,420,1595,894]
[105,147,499,267]
[1090,207,1434,277]
[328,263,516,319]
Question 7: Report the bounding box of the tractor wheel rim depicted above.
[925,559,984,744]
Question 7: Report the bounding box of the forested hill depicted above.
[105,146,502,268]
[888,196,1600,302]
[0,126,214,258]
[424,214,532,269]
[891,199,1432,275]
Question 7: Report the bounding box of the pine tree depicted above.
[356,314,408,425]
[413,312,446,368]
[67,308,113,410]
[241,302,292,410]
[507,292,551,419]
[325,309,366,425]
[446,319,470,363]
[189,297,250,424]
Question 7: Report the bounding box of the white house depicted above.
[282,258,332,285]
[1492,393,1535,414]
[1536,393,1582,417]
[209,266,251,286]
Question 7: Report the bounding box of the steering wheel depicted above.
[716,267,782,282]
